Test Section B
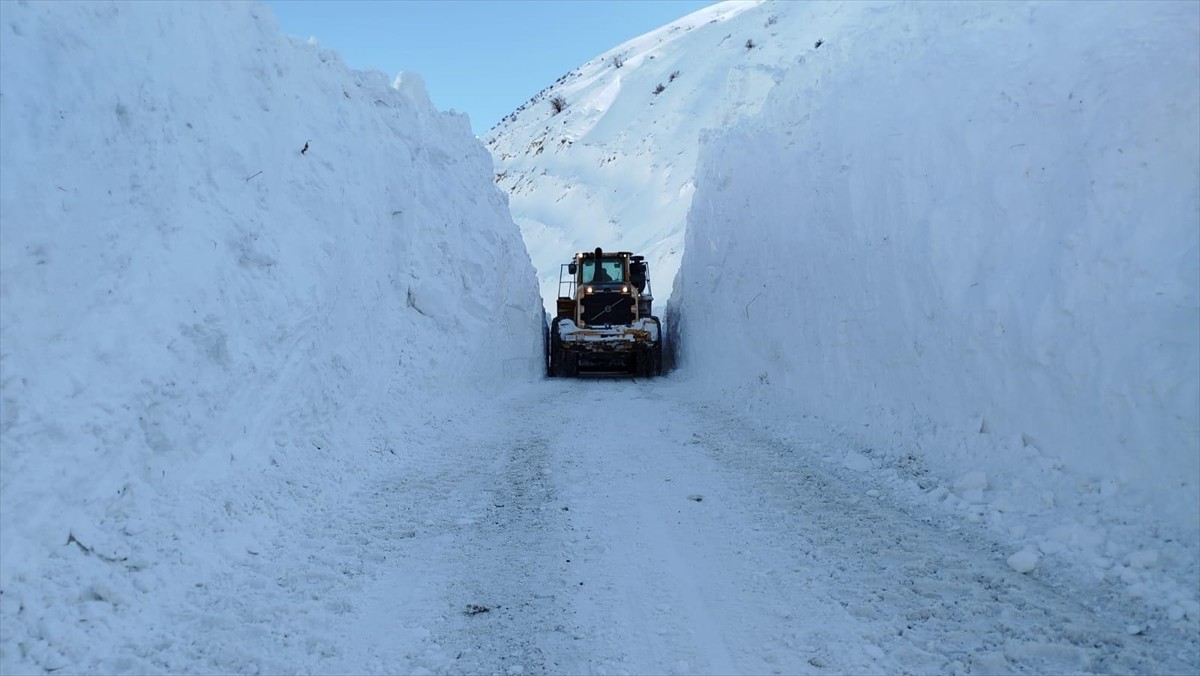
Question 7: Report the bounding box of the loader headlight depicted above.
[585,286,593,294]
[622,285,629,293]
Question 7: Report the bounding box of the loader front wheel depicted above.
[553,345,577,377]
[634,348,655,378]
[549,319,577,378]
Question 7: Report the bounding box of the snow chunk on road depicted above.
[953,471,988,493]
[951,471,988,504]
[842,453,873,472]
[1007,550,1040,574]
[1127,549,1159,569]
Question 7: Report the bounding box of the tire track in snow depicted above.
[467,378,1195,674]
[544,379,885,674]
[153,378,1193,674]
[366,399,581,675]
[677,396,1198,674]
[432,430,569,674]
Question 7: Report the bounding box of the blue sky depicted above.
[265,0,718,135]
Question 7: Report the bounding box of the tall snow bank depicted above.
[0,1,540,669]
[670,0,1198,604]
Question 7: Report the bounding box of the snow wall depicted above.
[0,1,541,663]
[670,2,1199,554]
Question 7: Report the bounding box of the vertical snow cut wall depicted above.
[0,0,540,621]
[671,3,1198,528]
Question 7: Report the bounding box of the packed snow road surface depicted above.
[263,378,1192,675]
[32,380,1193,673]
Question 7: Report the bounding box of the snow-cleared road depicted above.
[159,378,1195,675]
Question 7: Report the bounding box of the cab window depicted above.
[581,258,624,284]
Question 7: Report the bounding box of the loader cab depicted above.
[579,256,625,285]
[556,248,654,323]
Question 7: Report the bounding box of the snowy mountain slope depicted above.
[0,1,541,670]
[669,0,1200,621]
[486,0,823,311]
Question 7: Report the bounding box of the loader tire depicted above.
[549,318,577,378]
[549,319,561,377]
[553,345,577,378]
[634,349,654,379]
